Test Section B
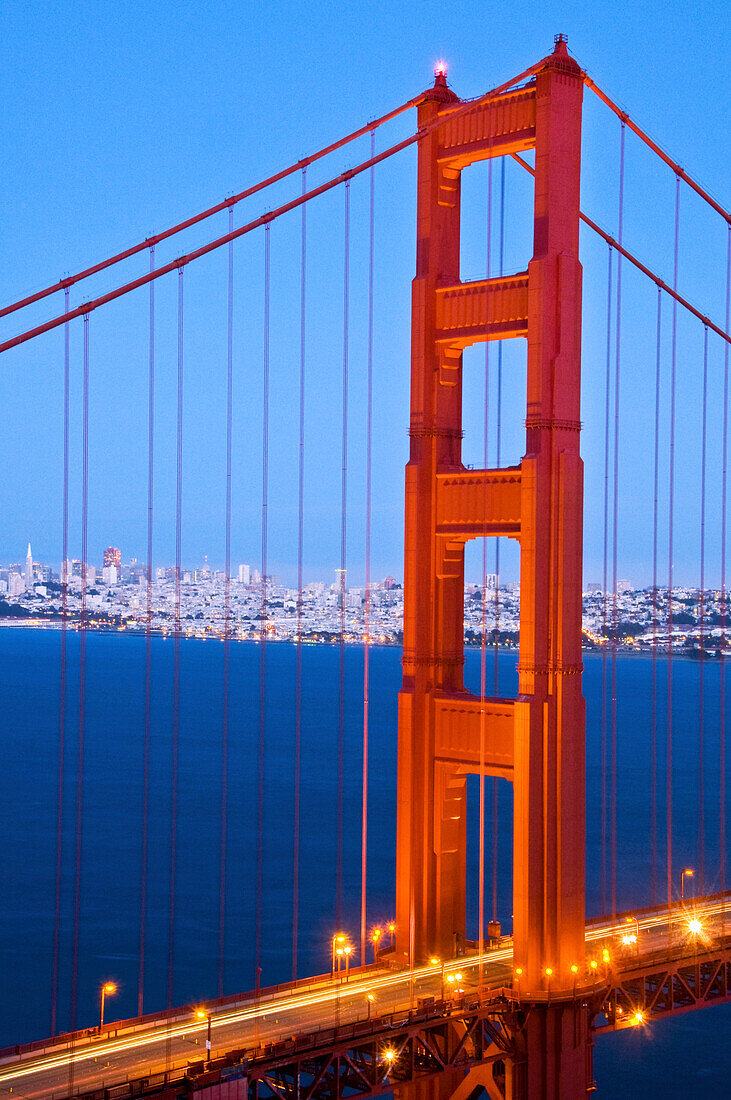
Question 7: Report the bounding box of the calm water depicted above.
[1,628,729,1095]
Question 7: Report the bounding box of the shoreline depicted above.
[0,619,725,660]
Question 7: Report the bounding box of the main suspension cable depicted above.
[0,95,427,321]
[1,61,548,358]
[651,286,662,905]
[509,152,731,348]
[583,75,730,225]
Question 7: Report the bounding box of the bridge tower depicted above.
[395,36,588,1096]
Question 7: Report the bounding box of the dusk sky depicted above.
[0,0,728,587]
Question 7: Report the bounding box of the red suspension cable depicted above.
[219,208,234,998]
[1,64,549,359]
[698,325,708,892]
[667,177,680,909]
[478,156,493,982]
[722,225,731,914]
[168,267,184,1008]
[492,160,506,923]
[293,169,307,980]
[71,313,90,1031]
[651,287,662,905]
[0,94,425,322]
[583,75,730,225]
[610,122,626,918]
[51,288,70,1036]
[337,182,351,930]
[255,225,270,993]
[138,246,155,1016]
[509,153,731,348]
[360,135,375,967]
[601,244,613,915]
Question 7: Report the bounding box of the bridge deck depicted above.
[2,894,730,1100]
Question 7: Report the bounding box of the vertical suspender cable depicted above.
[256,225,270,991]
[139,246,155,1015]
[651,287,662,905]
[722,225,731,913]
[293,171,307,980]
[667,176,680,909]
[52,287,70,1036]
[337,182,350,929]
[610,122,625,918]
[663,176,681,906]
[478,157,493,982]
[71,313,89,1030]
[492,161,506,920]
[698,325,708,891]
[601,245,613,915]
[360,136,375,967]
[168,267,184,1008]
[219,210,234,997]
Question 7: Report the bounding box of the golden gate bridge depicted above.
[1,34,730,1098]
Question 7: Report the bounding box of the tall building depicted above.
[104,547,121,570]
[238,564,250,585]
[25,543,33,590]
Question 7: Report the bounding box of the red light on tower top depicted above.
[434,60,448,78]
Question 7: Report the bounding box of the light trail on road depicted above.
[1,894,728,1098]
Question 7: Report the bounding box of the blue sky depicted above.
[0,0,728,586]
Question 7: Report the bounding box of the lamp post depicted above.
[371,928,382,963]
[681,867,694,906]
[430,957,444,1000]
[367,993,374,1019]
[196,1010,212,1065]
[99,982,117,1030]
[387,921,396,949]
[344,944,352,982]
[331,933,346,978]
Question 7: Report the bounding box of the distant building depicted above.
[484,573,498,591]
[102,564,118,586]
[104,547,121,570]
[8,573,25,598]
[383,576,398,590]
[251,568,262,587]
[25,543,33,590]
[238,564,251,585]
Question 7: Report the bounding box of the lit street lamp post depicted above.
[99,982,117,1030]
[196,1010,212,1065]
[681,867,694,906]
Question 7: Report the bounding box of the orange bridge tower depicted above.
[395,35,588,1095]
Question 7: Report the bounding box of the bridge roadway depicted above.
[1,895,729,1099]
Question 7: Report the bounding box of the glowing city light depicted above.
[687,917,703,935]
[434,60,448,77]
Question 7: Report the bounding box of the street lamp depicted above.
[196,1009,212,1065]
[430,956,445,1000]
[366,993,374,1019]
[371,927,382,963]
[680,867,694,906]
[387,921,396,948]
[331,933,346,977]
[99,981,117,1030]
[343,944,352,982]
